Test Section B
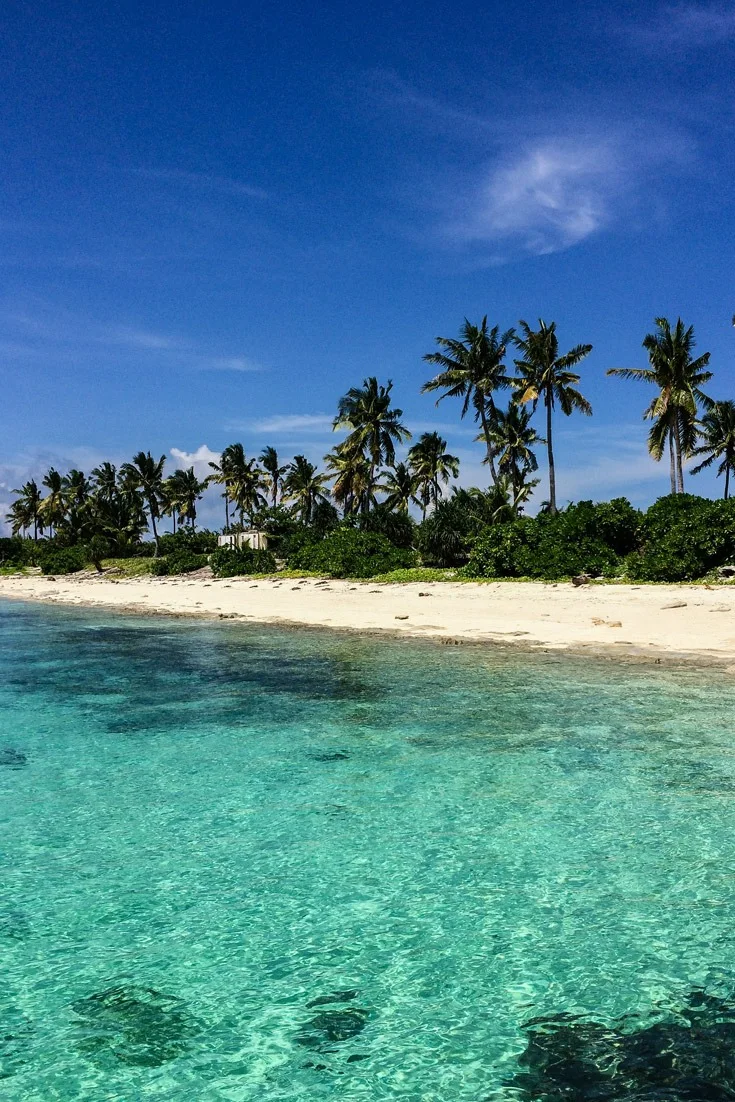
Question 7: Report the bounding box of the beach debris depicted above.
[572,574,593,587]
[306,990,358,1009]
[710,605,732,612]
[719,565,735,578]
[0,748,27,768]
[395,615,409,620]
[70,985,199,1069]
[418,592,432,597]
[661,601,687,609]
[505,988,735,1102]
[295,1007,368,1049]
[591,618,622,627]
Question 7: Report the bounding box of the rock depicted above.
[661,601,687,609]
[718,564,735,578]
[295,1007,368,1049]
[418,592,432,597]
[0,748,27,768]
[311,751,349,763]
[572,574,592,587]
[70,985,198,1069]
[306,990,358,1009]
[395,615,409,620]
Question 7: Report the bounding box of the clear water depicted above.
[3,599,735,1100]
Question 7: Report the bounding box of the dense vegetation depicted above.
[5,314,735,582]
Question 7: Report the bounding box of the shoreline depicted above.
[2,572,735,669]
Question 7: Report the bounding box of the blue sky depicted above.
[2,0,734,528]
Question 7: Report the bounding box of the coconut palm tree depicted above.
[40,468,64,536]
[381,462,418,513]
[607,318,712,494]
[484,402,544,498]
[259,446,288,507]
[165,468,209,531]
[691,400,735,499]
[513,320,593,514]
[208,447,234,529]
[422,318,515,483]
[8,480,43,539]
[334,377,411,499]
[120,452,166,555]
[90,462,118,504]
[283,455,330,524]
[324,445,373,516]
[408,432,460,520]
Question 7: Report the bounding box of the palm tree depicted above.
[324,445,373,516]
[381,462,418,513]
[408,432,460,519]
[120,452,166,555]
[90,462,118,503]
[283,455,330,524]
[8,480,43,539]
[484,403,544,498]
[607,317,712,494]
[334,377,411,499]
[513,319,593,513]
[259,446,288,507]
[691,400,735,499]
[422,318,515,483]
[40,468,64,536]
[166,468,209,531]
[208,447,234,529]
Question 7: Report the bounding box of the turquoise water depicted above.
[3,600,735,1099]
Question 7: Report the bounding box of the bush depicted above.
[152,551,209,577]
[358,505,416,550]
[0,537,25,567]
[158,530,218,556]
[209,547,277,578]
[464,499,641,580]
[289,527,417,578]
[626,495,735,581]
[38,546,87,575]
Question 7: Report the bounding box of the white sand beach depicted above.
[2,572,735,665]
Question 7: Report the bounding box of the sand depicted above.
[2,571,735,666]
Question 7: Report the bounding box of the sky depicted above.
[1,0,734,530]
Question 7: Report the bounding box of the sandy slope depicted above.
[2,571,735,666]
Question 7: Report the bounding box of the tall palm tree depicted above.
[422,318,515,483]
[283,455,330,524]
[324,445,373,516]
[208,446,234,529]
[691,400,735,499]
[8,480,43,539]
[90,462,118,503]
[334,377,411,499]
[607,318,712,494]
[484,403,544,498]
[259,446,288,507]
[381,462,418,514]
[165,468,209,531]
[408,432,460,520]
[513,319,593,513]
[120,452,166,555]
[40,468,64,536]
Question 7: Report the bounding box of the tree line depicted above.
[7,315,735,553]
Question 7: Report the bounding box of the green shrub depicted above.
[209,547,277,578]
[158,530,218,556]
[289,527,417,578]
[358,505,416,549]
[152,551,209,576]
[0,537,25,567]
[38,546,87,575]
[626,495,735,581]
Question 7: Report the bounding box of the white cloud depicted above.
[628,3,735,46]
[200,356,262,372]
[169,445,221,477]
[248,414,336,435]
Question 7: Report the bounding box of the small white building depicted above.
[217,530,270,551]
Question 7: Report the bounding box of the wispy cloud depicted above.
[200,356,261,373]
[625,3,735,46]
[246,414,336,435]
[439,128,691,258]
[127,167,268,200]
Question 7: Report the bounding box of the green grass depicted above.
[363,567,462,584]
[101,557,157,577]
[0,564,25,576]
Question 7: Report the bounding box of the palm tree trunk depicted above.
[545,395,557,514]
[225,489,230,530]
[479,403,498,486]
[675,414,685,494]
[726,464,730,501]
[668,429,677,495]
[150,507,161,556]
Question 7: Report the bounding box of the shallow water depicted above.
[3,599,735,1099]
